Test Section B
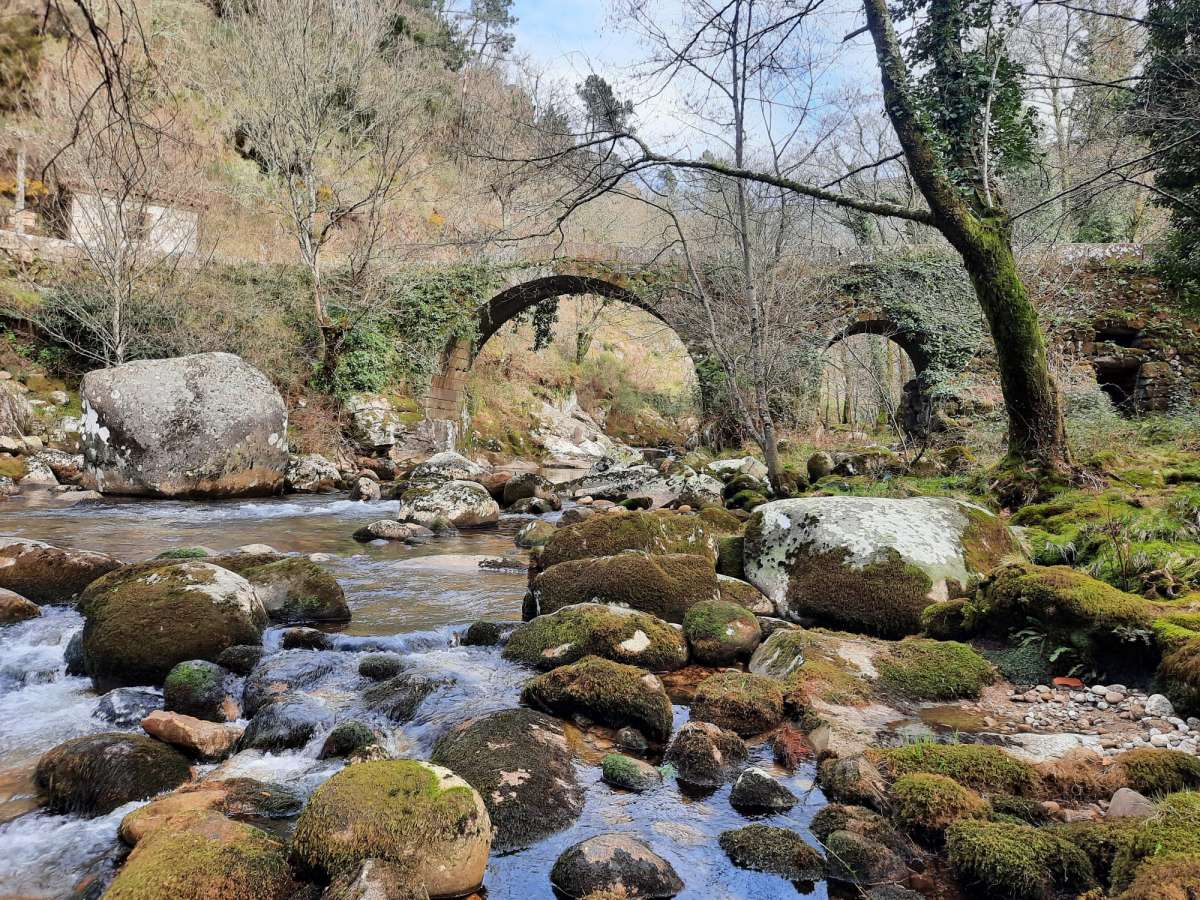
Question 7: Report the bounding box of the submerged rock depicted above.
[80,352,288,497]
[362,673,445,722]
[431,709,584,852]
[357,652,405,680]
[601,753,663,792]
[503,603,688,672]
[35,732,192,816]
[93,687,164,727]
[242,650,337,715]
[0,538,121,605]
[550,833,684,899]
[238,692,333,751]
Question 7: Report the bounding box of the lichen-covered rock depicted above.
[567,465,663,502]
[80,352,287,497]
[0,380,32,437]
[0,538,121,605]
[689,671,785,736]
[285,453,341,493]
[408,450,488,484]
[0,587,40,623]
[719,825,823,881]
[521,655,674,743]
[601,753,663,792]
[515,520,556,549]
[104,811,297,900]
[706,456,769,481]
[35,732,192,816]
[350,476,381,502]
[945,819,1095,900]
[530,552,720,624]
[397,479,499,529]
[729,767,798,812]
[80,561,266,690]
[209,554,350,625]
[550,833,683,899]
[163,659,240,722]
[662,721,748,789]
[431,709,584,852]
[503,472,560,508]
[540,510,722,568]
[141,710,244,761]
[747,628,808,679]
[352,520,429,543]
[503,604,688,672]
[291,759,491,897]
[683,600,761,665]
[743,497,1019,636]
[345,394,404,449]
[237,692,333,751]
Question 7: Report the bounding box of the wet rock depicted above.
[503,604,688,672]
[319,720,388,761]
[689,671,785,736]
[216,644,265,676]
[322,859,430,900]
[350,476,381,502]
[461,620,516,647]
[210,554,350,625]
[141,710,244,761]
[817,755,888,811]
[509,496,556,514]
[282,627,333,650]
[93,687,164,727]
[825,830,910,886]
[662,721,748,790]
[291,759,491,897]
[243,650,337,715]
[521,656,674,743]
[617,726,650,754]
[352,520,430,543]
[431,709,585,852]
[682,599,761,665]
[550,833,683,899]
[719,825,824,881]
[530,552,720,624]
[65,630,85,676]
[358,652,405,680]
[362,673,443,722]
[163,659,241,722]
[743,496,1018,637]
[601,753,663,792]
[729,767,798,812]
[118,777,303,845]
[35,732,192,816]
[397,480,500,529]
[81,352,288,498]
[285,453,341,493]
[0,587,40,623]
[80,561,266,690]
[515,519,556,549]
[238,692,333,751]
[748,628,808,680]
[540,509,723,567]
[408,451,487,485]
[0,538,122,605]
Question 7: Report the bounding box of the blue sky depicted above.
[512,1,640,83]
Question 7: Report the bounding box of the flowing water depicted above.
[0,493,828,899]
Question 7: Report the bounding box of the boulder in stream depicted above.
[0,538,122,605]
[396,479,499,528]
[503,603,688,672]
[550,833,684,899]
[35,732,192,816]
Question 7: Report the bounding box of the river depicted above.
[0,492,828,899]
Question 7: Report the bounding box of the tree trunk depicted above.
[575,329,593,364]
[760,419,784,494]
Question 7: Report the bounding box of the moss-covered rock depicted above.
[716,534,745,579]
[461,620,515,647]
[817,755,888,811]
[889,773,986,838]
[79,561,266,690]
[319,720,387,761]
[430,709,584,852]
[682,600,761,665]
[716,574,772,614]
[104,812,296,900]
[810,803,915,862]
[1118,857,1200,900]
[208,554,349,625]
[824,829,911,886]
[530,551,720,624]
[878,743,1039,796]
[945,819,1095,900]
[521,655,674,743]
[503,604,687,672]
[549,833,684,899]
[719,825,824,881]
[540,509,722,567]
[515,519,556,549]
[600,753,663,792]
[35,733,191,816]
[1049,819,1138,888]
[689,671,784,736]
[357,652,405,681]
[729,767,798,812]
[1113,748,1200,796]
[1158,637,1200,717]
[1110,792,1200,891]
[215,645,264,676]
[662,721,747,789]
[876,638,996,700]
[743,497,1019,637]
[163,660,239,722]
[291,759,491,895]
[0,538,121,605]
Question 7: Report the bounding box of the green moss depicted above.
[890,773,986,838]
[155,547,211,560]
[879,743,1039,796]
[1049,820,1139,887]
[1114,749,1200,796]
[682,599,760,664]
[0,456,27,479]
[211,556,349,624]
[502,604,687,672]
[689,671,785,736]
[539,510,722,567]
[1158,637,1200,717]
[990,794,1051,826]
[810,803,907,853]
[319,721,383,760]
[716,535,745,578]
[876,638,996,700]
[750,628,871,704]
[1119,857,1200,900]
[699,506,743,534]
[727,489,768,511]
[718,825,824,881]
[1111,791,1200,891]
[921,598,974,639]
[961,505,1023,575]
[35,733,192,817]
[945,819,1095,900]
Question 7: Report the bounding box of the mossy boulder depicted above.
[503,603,688,672]
[215,644,264,676]
[357,652,405,681]
[515,519,556,549]
[163,660,240,722]
[1113,748,1200,796]
[521,656,674,743]
[876,638,996,700]
[811,803,915,862]
[208,554,349,624]
[104,812,297,900]
[0,538,122,605]
[716,534,745,578]
[600,753,663,792]
[540,509,722,567]
[683,599,761,665]
[79,561,266,690]
[319,720,387,761]
[719,825,824,881]
[430,709,584,852]
[743,497,1019,637]
[549,833,684,899]
[529,551,720,624]
[889,773,986,838]
[747,628,809,680]
[461,620,516,647]
[291,759,491,896]
[945,819,1095,900]
[689,671,784,736]
[716,574,773,615]
[1110,792,1200,891]
[1158,637,1200,716]
[662,721,748,789]
[823,829,911,886]
[35,733,192,816]
[878,743,1039,796]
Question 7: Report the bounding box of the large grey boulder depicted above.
[285,454,341,493]
[408,450,487,484]
[744,496,1020,637]
[80,352,287,498]
[0,381,32,437]
[0,538,122,604]
[396,479,499,528]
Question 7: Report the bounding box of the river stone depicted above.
[503,472,560,508]
[530,552,720,624]
[662,721,748,790]
[397,479,499,528]
[79,561,266,691]
[717,575,774,615]
[163,659,241,722]
[319,720,388,762]
[285,453,341,493]
[93,687,164,727]
[35,732,192,816]
[729,767,798,812]
[719,825,824,880]
[238,691,333,751]
[743,496,1019,637]
[503,603,688,672]
[0,587,40,623]
[291,759,492,897]
[408,450,488,484]
[216,644,265,676]
[521,656,674,743]
[683,599,762,665]
[323,859,431,900]
[208,553,350,625]
[119,777,303,845]
[601,753,663,792]
[747,628,808,679]
[689,671,785,736]
[141,710,244,761]
[34,449,85,484]
[80,352,288,497]
[461,620,516,646]
[550,833,683,899]
[0,538,122,605]
[243,650,338,715]
[362,673,444,722]
[353,520,427,542]
[431,709,585,852]
[358,652,405,680]
[540,509,723,567]
[824,829,911,886]
[0,380,32,437]
[516,519,556,549]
